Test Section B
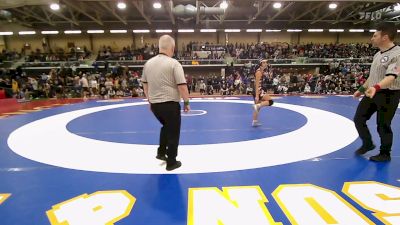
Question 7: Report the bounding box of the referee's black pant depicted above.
[354,90,400,154]
[151,101,181,164]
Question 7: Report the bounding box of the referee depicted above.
[353,23,400,162]
[141,35,190,171]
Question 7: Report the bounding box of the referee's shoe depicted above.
[355,144,375,155]
[166,161,182,171]
[370,152,391,162]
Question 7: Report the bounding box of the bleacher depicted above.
[0,42,379,100]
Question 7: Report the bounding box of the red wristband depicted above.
[373,84,381,92]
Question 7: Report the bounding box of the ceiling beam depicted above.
[196,1,208,25]
[163,0,175,25]
[12,7,56,26]
[41,7,52,21]
[386,14,400,21]
[63,1,104,26]
[0,0,51,10]
[7,15,33,28]
[335,8,344,21]
[219,14,226,25]
[132,0,151,25]
[196,0,200,25]
[311,2,357,24]
[289,2,325,23]
[88,2,108,15]
[311,4,323,20]
[211,1,219,8]
[68,8,77,22]
[219,11,227,24]
[248,1,271,25]
[99,1,127,25]
[49,10,79,26]
[34,19,367,24]
[212,15,219,21]
[265,2,294,25]
[16,20,33,27]
[331,5,364,24]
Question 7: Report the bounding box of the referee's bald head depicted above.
[159,35,175,51]
[376,22,397,41]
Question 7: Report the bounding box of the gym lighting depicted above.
[178,29,195,33]
[155,29,172,33]
[41,31,59,34]
[18,31,36,35]
[117,2,126,9]
[153,2,162,9]
[329,29,344,32]
[224,29,240,32]
[394,3,400,11]
[220,1,228,10]
[287,29,302,32]
[349,29,364,32]
[329,3,337,9]
[273,3,282,9]
[200,29,216,32]
[110,30,127,33]
[246,29,262,32]
[0,32,13,35]
[50,3,60,11]
[308,29,323,32]
[133,30,150,33]
[87,30,105,34]
[64,30,81,34]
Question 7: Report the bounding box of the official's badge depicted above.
[393,66,400,75]
[381,56,389,63]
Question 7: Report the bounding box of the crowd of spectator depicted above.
[0,41,382,100]
[185,60,369,96]
[0,66,144,100]
[225,42,378,60]
[97,44,157,61]
[24,46,91,62]
[94,42,378,61]
[0,58,370,101]
[1,46,91,63]
[1,42,380,64]
[0,49,21,62]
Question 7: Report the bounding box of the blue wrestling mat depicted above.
[0,96,399,225]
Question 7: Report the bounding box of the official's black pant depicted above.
[354,90,400,154]
[151,101,181,164]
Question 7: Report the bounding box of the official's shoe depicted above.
[156,155,167,161]
[166,161,182,171]
[369,153,391,162]
[355,144,375,155]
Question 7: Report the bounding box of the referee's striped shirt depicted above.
[141,53,187,103]
[368,45,400,90]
